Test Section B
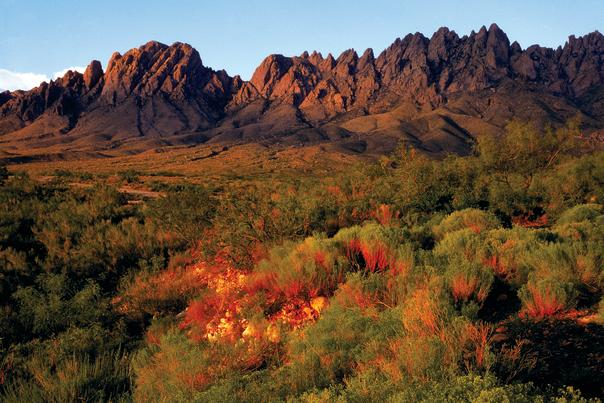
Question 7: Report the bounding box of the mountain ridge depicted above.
[1,24,603,163]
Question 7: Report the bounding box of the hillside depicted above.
[1,24,603,164]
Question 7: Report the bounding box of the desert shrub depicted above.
[118,169,141,183]
[116,264,206,318]
[400,278,453,339]
[148,171,185,177]
[391,153,467,215]
[433,228,484,263]
[478,228,541,284]
[553,215,604,242]
[38,215,169,288]
[361,244,416,307]
[256,235,348,300]
[518,278,576,319]
[193,370,291,403]
[374,294,493,383]
[568,240,604,292]
[51,169,93,181]
[542,152,604,214]
[433,208,500,240]
[132,331,216,401]
[2,119,603,400]
[3,351,131,403]
[444,257,494,306]
[207,177,370,266]
[320,369,394,402]
[0,179,185,400]
[557,204,602,225]
[333,222,408,273]
[12,274,110,339]
[148,185,215,244]
[388,373,586,403]
[512,237,601,316]
[297,373,586,403]
[132,329,282,401]
[521,242,593,293]
[285,298,397,394]
[0,248,28,300]
[477,120,580,217]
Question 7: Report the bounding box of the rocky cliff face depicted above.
[0,42,239,141]
[236,24,603,119]
[1,25,603,161]
[100,41,236,108]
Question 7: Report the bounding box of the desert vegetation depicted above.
[0,121,603,401]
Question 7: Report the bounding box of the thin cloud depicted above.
[0,69,48,91]
[0,66,88,92]
[52,66,86,79]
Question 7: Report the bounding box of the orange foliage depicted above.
[520,283,565,319]
[462,322,492,370]
[467,224,483,234]
[179,252,332,343]
[482,239,518,279]
[402,287,445,338]
[374,204,399,226]
[451,274,489,303]
[451,275,479,303]
[178,371,211,391]
[313,250,329,269]
[254,217,265,232]
[347,239,392,273]
[270,207,281,219]
[483,255,506,277]
[351,207,372,222]
[181,293,226,342]
[325,185,345,199]
[512,214,548,228]
[361,241,390,272]
[114,265,208,316]
[334,281,378,311]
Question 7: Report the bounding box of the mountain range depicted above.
[1,24,603,163]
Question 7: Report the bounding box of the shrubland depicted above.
[0,120,603,401]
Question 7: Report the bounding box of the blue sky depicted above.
[1,0,602,90]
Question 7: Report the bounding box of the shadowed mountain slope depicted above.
[1,24,603,163]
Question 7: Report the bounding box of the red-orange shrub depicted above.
[374,204,399,226]
[518,280,573,319]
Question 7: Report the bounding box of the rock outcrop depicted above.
[0,25,603,161]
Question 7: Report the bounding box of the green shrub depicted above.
[148,185,215,244]
[3,351,131,403]
[118,169,141,183]
[433,209,500,240]
[557,204,602,225]
[444,257,494,306]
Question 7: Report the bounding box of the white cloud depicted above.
[52,66,86,80]
[0,69,49,91]
[0,66,87,92]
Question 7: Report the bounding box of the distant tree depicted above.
[476,119,581,216]
[477,119,580,189]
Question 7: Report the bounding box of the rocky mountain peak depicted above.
[83,60,104,89]
[1,25,603,162]
[250,54,293,96]
[101,41,212,103]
